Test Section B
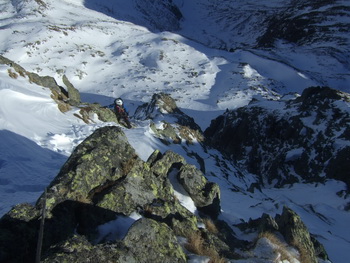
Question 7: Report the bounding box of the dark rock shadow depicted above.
[83,0,183,32]
[0,200,121,263]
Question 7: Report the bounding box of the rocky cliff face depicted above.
[0,125,327,262]
[205,86,350,188]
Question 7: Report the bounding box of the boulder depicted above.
[134,93,204,144]
[37,126,138,214]
[42,234,130,263]
[276,206,318,263]
[178,164,221,218]
[123,218,187,263]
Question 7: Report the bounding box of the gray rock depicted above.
[63,74,81,106]
[276,206,318,263]
[123,218,186,263]
[178,164,221,218]
[134,93,204,144]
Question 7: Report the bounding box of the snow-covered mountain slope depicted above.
[0,0,349,262]
[174,0,350,92]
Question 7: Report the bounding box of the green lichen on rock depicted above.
[42,234,129,263]
[150,150,185,177]
[0,124,329,263]
[276,206,318,263]
[37,126,137,213]
[178,163,221,218]
[134,93,204,144]
[123,218,187,263]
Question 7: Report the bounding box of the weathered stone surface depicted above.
[0,126,223,262]
[150,150,185,177]
[276,206,318,263]
[37,126,138,214]
[134,93,204,144]
[178,164,221,218]
[123,218,187,263]
[63,74,81,106]
[42,234,132,263]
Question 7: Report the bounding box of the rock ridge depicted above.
[0,125,328,262]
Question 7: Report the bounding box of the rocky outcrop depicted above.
[0,126,329,262]
[0,54,124,125]
[134,93,204,144]
[276,207,318,263]
[62,74,81,106]
[42,218,187,263]
[0,126,222,263]
[0,55,69,110]
[123,218,187,263]
[205,86,350,188]
[238,206,329,263]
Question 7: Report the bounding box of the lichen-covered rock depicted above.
[42,234,134,263]
[123,218,187,263]
[95,158,161,214]
[37,126,138,214]
[178,164,221,218]
[150,150,185,177]
[0,126,227,263]
[134,93,204,144]
[74,103,121,124]
[276,206,318,263]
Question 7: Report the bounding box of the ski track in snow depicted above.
[0,0,349,262]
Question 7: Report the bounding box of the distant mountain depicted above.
[166,0,350,91]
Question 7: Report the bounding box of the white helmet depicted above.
[115,98,123,106]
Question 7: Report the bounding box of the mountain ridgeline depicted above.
[0,125,329,263]
[0,81,345,262]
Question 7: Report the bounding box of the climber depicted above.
[109,98,132,129]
